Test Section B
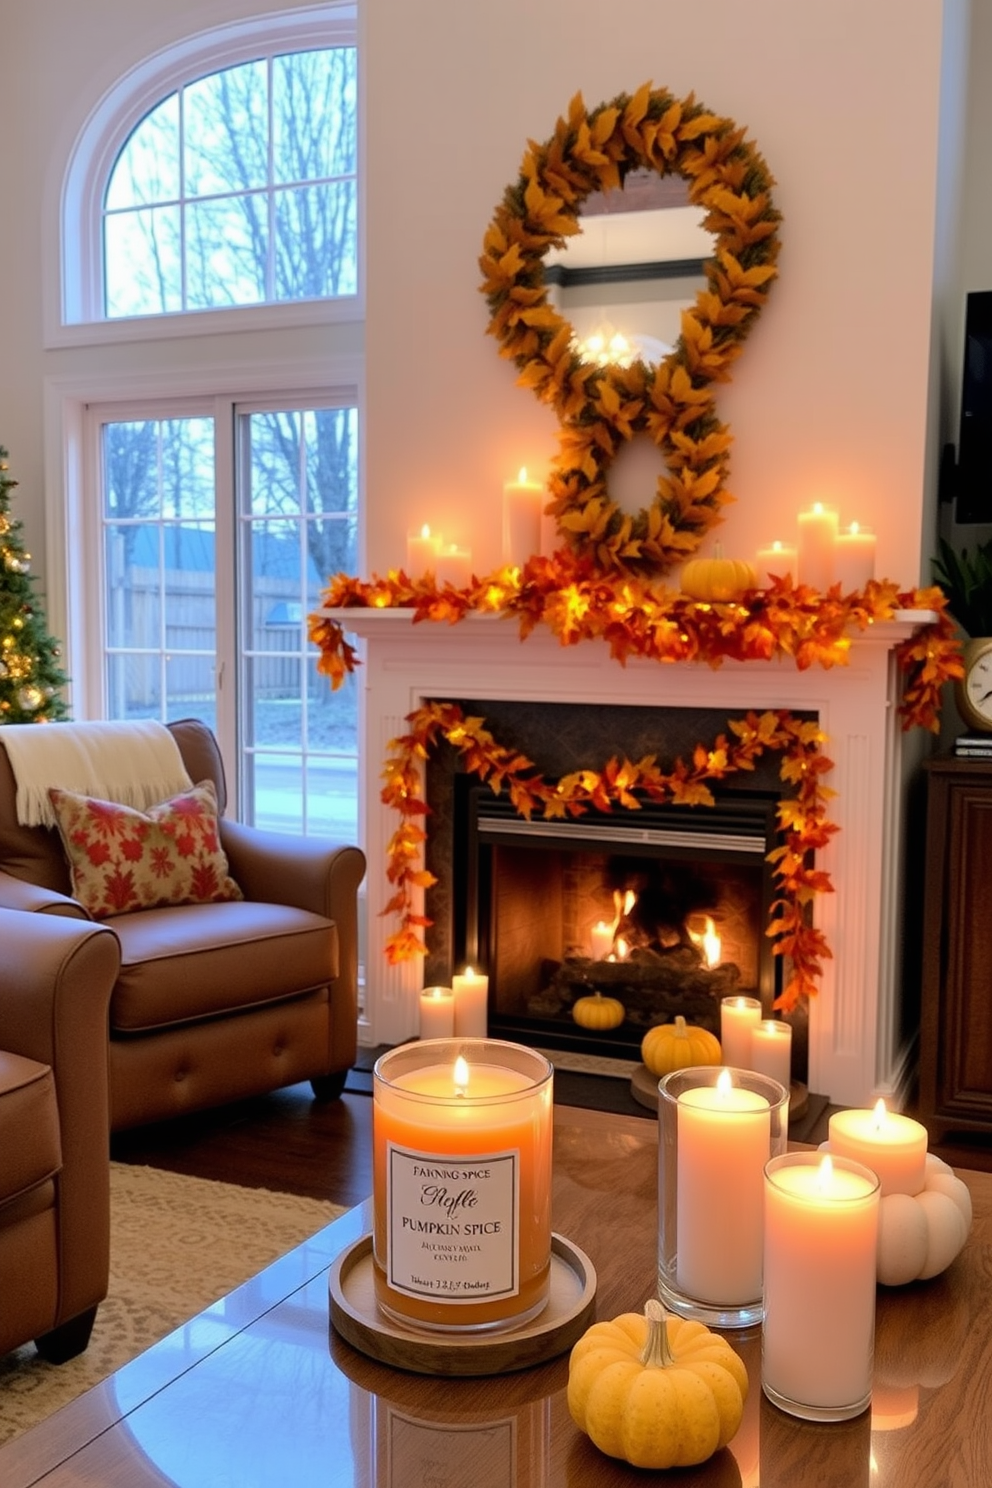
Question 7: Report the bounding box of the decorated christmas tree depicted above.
[0,446,69,723]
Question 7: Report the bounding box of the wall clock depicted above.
[957,636,992,733]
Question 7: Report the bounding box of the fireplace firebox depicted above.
[444,776,784,1062]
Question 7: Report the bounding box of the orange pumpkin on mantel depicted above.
[680,547,757,602]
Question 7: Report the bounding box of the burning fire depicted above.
[688,915,722,969]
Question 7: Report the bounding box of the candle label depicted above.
[386,1143,520,1300]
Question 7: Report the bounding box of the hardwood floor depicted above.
[111,1081,376,1210]
[109,1059,992,1208]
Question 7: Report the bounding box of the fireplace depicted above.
[325,605,934,1106]
[438,762,783,1062]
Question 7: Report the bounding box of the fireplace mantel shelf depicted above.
[320,606,937,650]
[333,602,940,1109]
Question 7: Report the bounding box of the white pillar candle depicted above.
[434,545,473,589]
[762,1153,880,1419]
[796,502,838,591]
[418,985,455,1040]
[675,1072,772,1305]
[827,1101,928,1196]
[754,540,798,589]
[720,995,762,1070]
[502,468,545,566]
[589,920,614,960]
[833,522,876,592]
[452,966,489,1037]
[749,1019,792,1090]
[406,524,442,573]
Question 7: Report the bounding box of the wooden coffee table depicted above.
[1,1106,990,1487]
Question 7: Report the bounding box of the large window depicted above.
[53,9,363,853]
[97,398,359,837]
[103,46,356,318]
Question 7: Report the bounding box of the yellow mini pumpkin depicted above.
[680,550,757,602]
[568,1299,748,1469]
[572,991,625,1030]
[641,1015,722,1076]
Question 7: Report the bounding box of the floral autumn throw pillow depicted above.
[49,779,243,919]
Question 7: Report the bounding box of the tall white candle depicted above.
[675,1072,771,1305]
[502,468,544,566]
[833,522,876,592]
[827,1101,928,1196]
[762,1153,879,1419]
[796,502,838,591]
[754,539,798,589]
[720,995,762,1070]
[749,1019,792,1090]
[418,985,455,1040]
[452,966,489,1037]
[406,524,443,573]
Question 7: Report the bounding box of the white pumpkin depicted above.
[876,1155,972,1286]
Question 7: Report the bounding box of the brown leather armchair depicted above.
[0,718,366,1131]
[0,909,119,1361]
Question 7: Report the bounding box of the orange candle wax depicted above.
[372,1039,553,1331]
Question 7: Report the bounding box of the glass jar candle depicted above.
[372,1038,553,1332]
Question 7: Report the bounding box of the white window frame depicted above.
[43,354,365,809]
[51,2,361,349]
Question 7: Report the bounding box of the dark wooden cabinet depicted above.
[918,756,992,1140]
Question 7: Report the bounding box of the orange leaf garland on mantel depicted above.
[309,556,964,1005]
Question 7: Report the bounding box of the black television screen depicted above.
[957,290,992,524]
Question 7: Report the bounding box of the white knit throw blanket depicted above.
[0,720,194,828]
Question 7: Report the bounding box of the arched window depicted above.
[60,5,358,332]
[104,47,356,318]
[51,7,363,871]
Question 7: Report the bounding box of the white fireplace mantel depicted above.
[325,606,937,1107]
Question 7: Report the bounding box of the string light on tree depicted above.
[0,446,69,724]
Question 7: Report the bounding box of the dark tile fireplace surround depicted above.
[423,698,812,1076]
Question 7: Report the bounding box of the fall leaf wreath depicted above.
[478,83,782,574]
[308,84,964,1004]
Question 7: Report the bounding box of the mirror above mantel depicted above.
[543,168,712,365]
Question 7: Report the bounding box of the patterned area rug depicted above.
[0,1163,343,1447]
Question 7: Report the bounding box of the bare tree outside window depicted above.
[103,47,357,317]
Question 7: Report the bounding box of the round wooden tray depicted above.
[328,1232,597,1376]
[630,1062,809,1120]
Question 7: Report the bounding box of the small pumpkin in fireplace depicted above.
[641,1015,722,1076]
[572,991,625,1030]
[680,549,757,603]
[568,1298,748,1469]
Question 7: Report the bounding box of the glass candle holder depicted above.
[372,1038,553,1333]
[762,1152,880,1421]
[657,1066,789,1328]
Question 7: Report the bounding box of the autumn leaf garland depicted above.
[479,83,782,575]
[380,700,834,1013]
[309,557,963,1005]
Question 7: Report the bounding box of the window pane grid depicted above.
[103,46,356,319]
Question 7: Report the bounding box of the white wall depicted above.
[365,0,949,586]
[0,0,977,612]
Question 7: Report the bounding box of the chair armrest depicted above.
[220,824,366,1072]
[0,909,120,1322]
[220,822,366,922]
[0,868,89,919]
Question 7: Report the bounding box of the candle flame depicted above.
[420,523,431,539]
[518,466,528,483]
[848,520,860,535]
[453,1055,469,1096]
[813,501,824,514]
[716,1068,733,1096]
[817,1154,835,1191]
[772,539,783,552]
[872,1097,888,1129]
[463,966,475,980]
